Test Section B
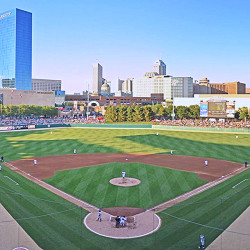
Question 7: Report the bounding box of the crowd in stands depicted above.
[159,119,250,129]
[0,117,249,129]
[0,116,101,126]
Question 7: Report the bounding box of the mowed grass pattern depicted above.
[1,128,250,163]
[44,162,206,209]
[0,164,249,250]
[0,128,249,249]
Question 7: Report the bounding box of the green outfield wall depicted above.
[69,124,152,129]
[153,125,250,133]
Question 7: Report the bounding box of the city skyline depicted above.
[1,0,250,93]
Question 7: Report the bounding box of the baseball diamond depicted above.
[0,127,249,249]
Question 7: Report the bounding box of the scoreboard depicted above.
[200,100,235,118]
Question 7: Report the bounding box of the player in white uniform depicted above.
[198,234,205,249]
[122,171,126,179]
[73,149,77,154]
[0,165,2,171]
[97,210,102,222]
[120,216,126,227]
[204,160,208,167]
[34,160,37,165]
[170,150,173,155]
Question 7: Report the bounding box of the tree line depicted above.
[105,104,250,122]
[104,104,201,122]
[0,104,58,117]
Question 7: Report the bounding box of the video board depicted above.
[200,100,235,118]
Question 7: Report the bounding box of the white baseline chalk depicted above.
[4,176,19,185]
[232,179,248,189]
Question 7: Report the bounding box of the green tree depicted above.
[166,105,176,118]
[158,106,168,118]
[19,105,30,116]
[143,105,154,121]
[237,107,249,120]
[134,105,144,122]
[104,105,112,122]
[189,105,200,118]
[118,105,128,122]
[127,105,135,122]
[176,106,189,119]
[152,104,162,115]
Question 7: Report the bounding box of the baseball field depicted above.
[0,127,249,249]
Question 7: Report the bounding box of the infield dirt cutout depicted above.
[109,177,141,187]
[6,153,246,239]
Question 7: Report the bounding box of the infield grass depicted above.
[44,162,206,209]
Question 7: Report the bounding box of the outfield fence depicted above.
[70,124,152,129]
[153,125,250,133]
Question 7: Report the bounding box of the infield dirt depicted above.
[9,153,243,181]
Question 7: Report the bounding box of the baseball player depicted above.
[34,160,37,165]
[115,216,120,228]
[120,216,126,227]
[73,149,77,154]
[170,150,173,155]
[198,234,205,249]
[122,171,126,179]
[156,132,159,136]
[204,160,208,167]
[97,210,102,222]
[0,165,2,171]
[1,156,4,162]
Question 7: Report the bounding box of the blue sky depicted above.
[1,0,250,93]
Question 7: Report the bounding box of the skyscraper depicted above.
[92,63,103,94]
[0,9,32,90]
[153,60,166,75]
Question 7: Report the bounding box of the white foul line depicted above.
[4,162,97,211]
[4,176,19,185]
[232,179,248,189]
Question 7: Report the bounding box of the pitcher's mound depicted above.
[109,177,141,187]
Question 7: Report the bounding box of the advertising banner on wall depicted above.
[73,101,78,110]
[200,102,208,117]
[226,101,235,118]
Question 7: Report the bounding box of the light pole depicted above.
[87,84,90,120]
[171,79,178,121]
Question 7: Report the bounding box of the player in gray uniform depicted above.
[198,234,205,249]
[120,216,126,227]
[122,171,126,179]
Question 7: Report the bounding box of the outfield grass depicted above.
[0,128,249,249]
[1,128,250,163]
[44,162,206,209]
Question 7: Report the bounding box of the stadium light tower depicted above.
[171,79,178,121]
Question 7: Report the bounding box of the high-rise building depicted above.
[0,9,32,90]
[117,79,124,91]
[134,72,193,100]
[153,60,166,75]
[122,78,133,94]
[32,79,61,91]
[93,63,103,93]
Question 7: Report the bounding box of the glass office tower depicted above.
[0,8,32,90]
